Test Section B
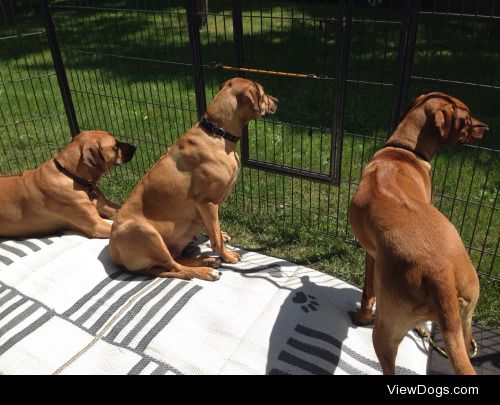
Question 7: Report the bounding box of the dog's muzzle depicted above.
[118,142,137,164]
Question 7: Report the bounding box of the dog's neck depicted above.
[54,149,102,183]
[387,109,440,162]
[205,100,245,152]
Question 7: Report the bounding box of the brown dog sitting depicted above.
[349,92,488,375]
[109,78,278,281]
[0,130,136,239]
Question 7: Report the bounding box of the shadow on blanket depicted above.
[264,275,360,375]
[237,271,419,375]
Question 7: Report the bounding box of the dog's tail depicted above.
[427,275,477,375]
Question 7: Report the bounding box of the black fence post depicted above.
[390,0,421,132]
[330,0,352,185]
[231,0,250,164]
[232,0,245,70]
[0,0,17,17]
[186,0,206,118]
[40,0,79,137]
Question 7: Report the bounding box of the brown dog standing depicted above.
[349,93,488,375]
[109,78,278,281]
[0,130,136,238]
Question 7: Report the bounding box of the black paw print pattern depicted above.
[292,291,319,313]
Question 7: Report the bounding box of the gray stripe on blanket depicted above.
[0,255,13,265]
[135,285,202,351]
[74,274,140,324]
[0,312,53,356]
[87,277,156,334]
[151,365,168,375]
[295,324,417,375]
[11,240,41,252]
[0,289,17,307]
[0,302,42,339]
[63,270,129,317]
[278,350,331,375]
[103,338,182,375]
[0,282,181,374]
[106,279,174,341]
[268,368,292,375]
[120,281,187,346]
[0,242,26,257]
[0,295,28,320]
[38,238,54,245]
[128,358,150,375]
[287,337,364,375]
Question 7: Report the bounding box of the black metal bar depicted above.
[329,0,352,186]
[40,0,79,137]
[186,0,206,118]
[244,159,333,184]
[232,0,245,70]
[231,0,251,166]
[390,0,421,132]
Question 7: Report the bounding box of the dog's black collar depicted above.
[53,159,98,200]
[199,115,240,143]
[383,142,430,162]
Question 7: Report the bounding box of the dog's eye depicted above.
[113,145,119,151]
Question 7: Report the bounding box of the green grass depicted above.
[0,1,498,326]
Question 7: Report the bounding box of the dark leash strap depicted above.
[383,142,430,162]
[53,159,98,200]
[199,115,240,143]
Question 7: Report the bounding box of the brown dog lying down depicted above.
[349,92,488,375]
[109,78,278,281]
[0,131,136,239]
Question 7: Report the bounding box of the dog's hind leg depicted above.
[372,299,409,374]
[461,296,478,358]
[176,256,222,268]
[354,253,376,325]
[459,267,480,358]
[110,221,220,281]
[427,276,476,375]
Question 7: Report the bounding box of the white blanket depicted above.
[0,233,429,375]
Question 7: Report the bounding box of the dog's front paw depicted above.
[210,269,222,281]
[222,251,241,263]
[194,267,222,281]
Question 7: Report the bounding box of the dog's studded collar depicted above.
[199,115,240,143]
[383,142,430,162]
[53,159,98,200]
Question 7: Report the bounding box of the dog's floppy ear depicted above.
[238,86,259,113]
[81,142,106,170]
[433,104,454,140]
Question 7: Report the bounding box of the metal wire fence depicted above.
[0,0,498,281]
[0,0,68,173]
